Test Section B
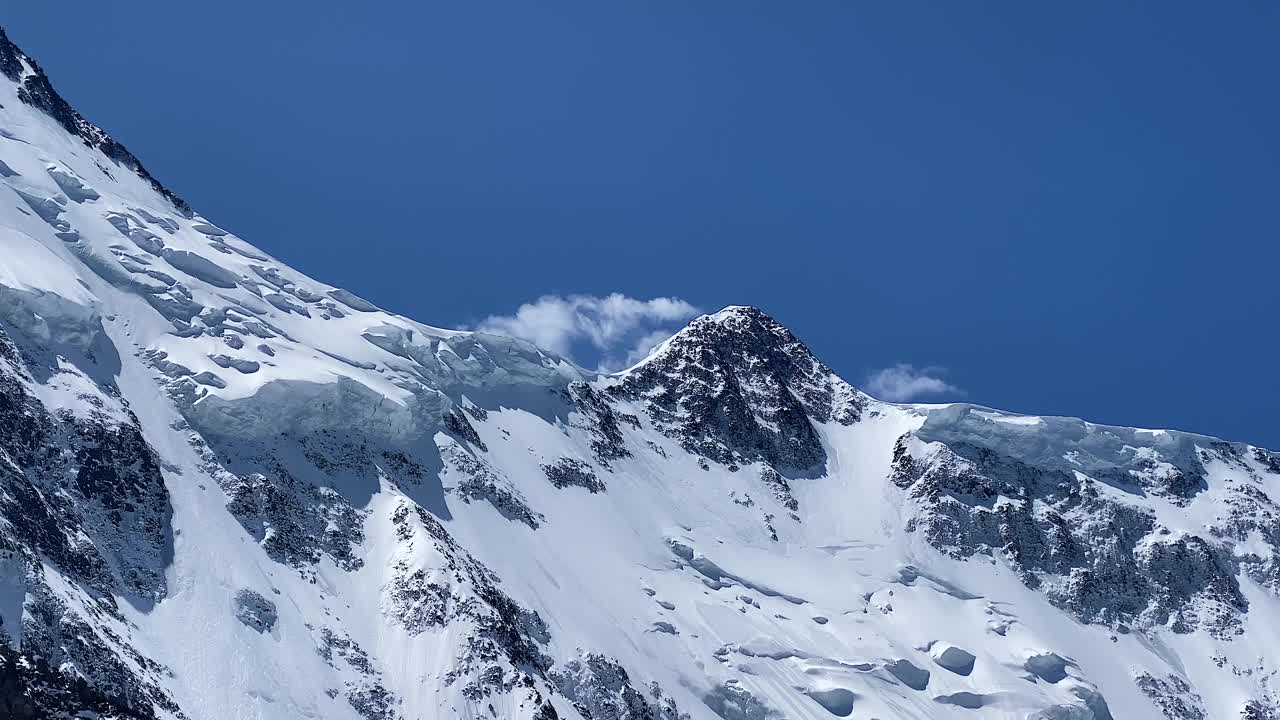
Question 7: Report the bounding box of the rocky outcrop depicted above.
[441,438,543,529]
[542,457,605,493]
[215,451,367,571]
[0,27,190,214]
[566,381,635,467]
[233,589,278,633]
[0,325,179,718]
[893,430,1249,636]
[609,306,864,474]
[16,579,180,719]
[552,653,690,720]
[316,627,400,720]
[387,501,560,716]
[0,640,156,720]
[0,328,172,606]
[1135,672,1205,720]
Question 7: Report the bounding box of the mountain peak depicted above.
[704,303,768,321]
[611,303,865,473]
[649,304,805,365]
[0,25,189,215]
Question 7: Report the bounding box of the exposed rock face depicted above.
[444,406,488,452]
[566,381,635,467]
[1242,700,1280,720]
[316,626,401,720]
[701,679,777,720]
[441,438,543,529]
[18,582,180,719]
[233,589,278,633]
[609,306,865,475]
[205,438,368,572]
[0,328,172,606]
[891,426,1249,636]
[0,326,178,719]
[0,640,155,720]
[386,501,560,716]
[542,457,605,493]
[552,653,690,720]
[1135,672,1206,720]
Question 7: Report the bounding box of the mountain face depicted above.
[1,27,1279,720]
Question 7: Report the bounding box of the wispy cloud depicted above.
[474,294,700,372]
[618,328,677,370]
[864,363,964,402]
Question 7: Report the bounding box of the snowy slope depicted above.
[2,25,1279,720]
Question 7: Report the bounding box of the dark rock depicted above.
[384,563,452,635]
[567,382,634,467]
[1242,700,1280,720]
[391,501,555,691]
[1253,447,1280,475]
[317,628,401,720]
[1134,672,1206,720]
[758,466,798,511]
[234,589,278,633]
[552,653,691,720]
[542,457,605,493]
[445,406,487,452]
[0,27,190,215]
[701,679,777,720]
[0,330,172,605]
[610,306,863,475]
[0,640,156,720]
[442,442,543,529]
[219,460,366,571]
[19,582,178,719]
[894,433,1247,636]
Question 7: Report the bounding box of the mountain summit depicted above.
[1,26,1279,720]
[610,305,865,474]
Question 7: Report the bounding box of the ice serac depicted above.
[3,22,1280,720]
[0,27,189,215]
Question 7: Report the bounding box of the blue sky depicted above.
[4,3,1278,445]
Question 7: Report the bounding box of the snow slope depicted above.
[2,25,1279,720]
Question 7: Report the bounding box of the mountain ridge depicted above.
[0,27,190,216]
[1,23,1279,720]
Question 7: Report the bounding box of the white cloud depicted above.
[614,328,676,371]
[864,364,963,402]
[474,294,700,372]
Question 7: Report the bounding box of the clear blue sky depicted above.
[4,3,1278,446]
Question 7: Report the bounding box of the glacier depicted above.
[1,24,1279,720]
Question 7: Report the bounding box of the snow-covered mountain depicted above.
[1,25,1278,720]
